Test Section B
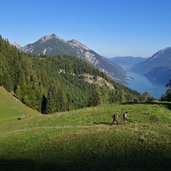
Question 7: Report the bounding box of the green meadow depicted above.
[0,86,171,171]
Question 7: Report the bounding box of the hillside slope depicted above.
[0,36,141,114]
[0,86,40,121]
[0,98,171,170]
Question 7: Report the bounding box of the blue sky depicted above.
[1,0,171,57]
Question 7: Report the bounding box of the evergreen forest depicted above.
[0,36,141,114]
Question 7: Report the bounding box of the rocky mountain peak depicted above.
[67,39,90,51]
[40,34,61,42]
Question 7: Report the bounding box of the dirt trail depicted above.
[2,125,113,135]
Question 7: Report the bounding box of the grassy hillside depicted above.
[0,86,40,134]
[0,87,40,119]
[0,87,171,170]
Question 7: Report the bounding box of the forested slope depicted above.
[0,36,141,113]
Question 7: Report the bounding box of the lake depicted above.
[127,72,167,99]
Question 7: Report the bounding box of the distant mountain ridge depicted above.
[132,47,171,85]
[20,34,127,84]
[108,56,146,71]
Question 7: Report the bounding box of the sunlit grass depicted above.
[0,87,171,170]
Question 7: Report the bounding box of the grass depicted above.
[0,86,171,170]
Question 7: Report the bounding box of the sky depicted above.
[1,0,171,57]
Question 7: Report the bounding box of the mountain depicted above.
[0,35,141,114]
[22,34,81,56]
[132,47,171,85]
[22,34,127,84]
[145,67,171,85]
[108,56,146,71]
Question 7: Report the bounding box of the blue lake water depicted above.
[127,72,167,99]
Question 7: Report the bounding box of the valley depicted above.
[1,1,171,170]
[12,34,171,99]
[109,53,171,99]
[0,27,171,171]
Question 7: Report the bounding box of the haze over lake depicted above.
[127,72,167,99]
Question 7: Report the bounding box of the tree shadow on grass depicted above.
[1,149,170,171]
[1,146,171,171]
[0,159,64,171]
